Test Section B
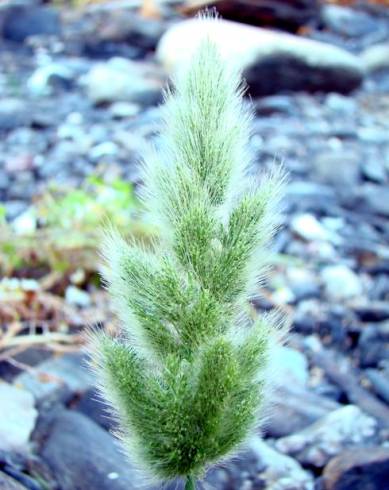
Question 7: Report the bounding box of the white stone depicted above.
[65,285,91,307]
[12,208,37,235]
[110,101,140,118]
[361,43,389,73]
[27,63,74,97]
[291,213,330,242]
[82,58,162,104]
[321,264,363,300]
[272,346,309,386]
[157,18,364,94]
[272,286,295,305]
[250,437,314,490]
[0,382,37,452]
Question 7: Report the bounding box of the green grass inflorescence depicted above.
[90,17,286,489]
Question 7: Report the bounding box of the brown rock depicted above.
[323,447,389,490]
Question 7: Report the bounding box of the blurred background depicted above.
[0,1,388,489]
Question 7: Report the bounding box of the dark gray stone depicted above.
[39,410,141,490]
[312,150,361,187]
[363,184,389,216]
[185,0,320,31]
[0,170,10,190]
[358,321,389,367]
[245,53,363,96]
[74,388,117,431]
[353,302,389,323]
[2,6,61,43]
[92,10,166,50]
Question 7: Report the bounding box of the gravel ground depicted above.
[0,2,388,490]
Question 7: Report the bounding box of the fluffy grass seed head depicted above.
[90,15,287,489]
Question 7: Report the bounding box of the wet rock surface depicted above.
[0,1,388,489]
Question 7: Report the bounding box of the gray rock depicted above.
[74,388,116,431]
[207,435,314,489]
[361,156,387,184]
[312,150,361,187]
[321,5,380,38]
[89,9,166,51]
[110,102,140,119]
[83,58,163,105]
[0,99,30,131]
[322,447,389,490]
[362,184,389,216]
[358,127,388,145]
[266,384,340,438]
[286,181,336,201]
[254,95,296,116]
[354,302,389,323]
[325,93,357,115]
[39,410,140,490]
[14,353,93,403]
[286,267,321,301]
[358,321,389,367]
[157,19,364,95]
[276,405,378,468]
[0,382,37,452]
[89,141,119,161]
[321,265,363,300]
[365,369,389,404]
[0,169,10,190]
